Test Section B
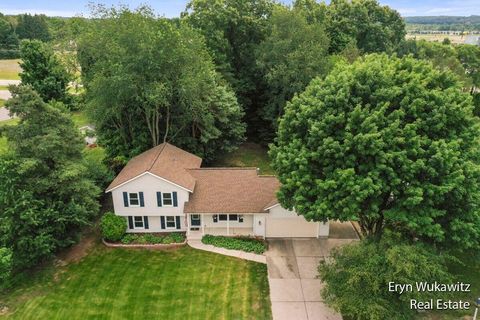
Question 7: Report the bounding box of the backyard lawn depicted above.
[0,60,21,80]
[213,142,274,175]
[1,246,271,320]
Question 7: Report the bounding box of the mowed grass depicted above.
[0,59,21,80]
[71,111,91,127]
[2,246,271,320]
[213,142,274,175]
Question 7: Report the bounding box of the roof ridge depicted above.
[148,143,167,172]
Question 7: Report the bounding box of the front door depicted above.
[190,214,201,229]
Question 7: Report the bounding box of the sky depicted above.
[0,0,479,17]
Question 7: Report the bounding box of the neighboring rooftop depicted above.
[106,142,202,192]
[184,168,280,213]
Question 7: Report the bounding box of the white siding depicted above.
[111,173,190,217]
[125,215,187,233]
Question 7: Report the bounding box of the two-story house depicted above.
[106,143,330,239]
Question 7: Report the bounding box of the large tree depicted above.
[15,14,51,42]
[0,85,100,269]
[19,39,71,103]
[78,6,245,163]
[270,54,480,249]
[182,0,274,136]
[325,0,405,54]
[256,5,332,141]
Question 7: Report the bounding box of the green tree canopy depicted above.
[15,14,51,42]
[271,54,480,249]
[256,5,332,141]
[0,85,100,269]
[325,0,405,54]
[78,6,245,163]
[319,237,454,320]
[397,39,472,89]
[182,0,274,135]
[19,39,71,103]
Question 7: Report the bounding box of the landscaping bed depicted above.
[202,235,267,254]
[104,232,186,247]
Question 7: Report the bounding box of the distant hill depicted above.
[405,16,480,31]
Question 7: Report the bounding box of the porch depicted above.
[186,213,256,239]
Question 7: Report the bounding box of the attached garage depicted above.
[266,216,319,238]
[264,204,326,238]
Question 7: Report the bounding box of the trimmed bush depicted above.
[100,213,127,241]
[121,234,139,244]
[119,233,185,245]
[202,235,267,254]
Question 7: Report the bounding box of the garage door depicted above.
[265,217,319,238]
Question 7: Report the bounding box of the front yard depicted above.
[1,245,271,320]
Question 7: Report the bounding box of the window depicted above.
[163,193,173,206]
[229,214,238,221]
[192,214,200,220]
[219,214,228,221]
[129,193,139,206]
[134,216,144,229]
[166,216,176,229]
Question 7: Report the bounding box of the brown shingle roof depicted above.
[184,168,280,213]
[106,143,202,192]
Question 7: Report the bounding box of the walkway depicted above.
[267,221,359,320]
[187,239,266,264]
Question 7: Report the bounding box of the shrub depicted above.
[168,232,185,243]
[318,238,455,320]
[201,235,267,254]
[100,213,127,241]
[144,234,163,244]
[0,247,12,288]
[121,234,139,244]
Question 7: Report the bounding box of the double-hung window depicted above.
[166,216,176,229]
[134,216,144,229]
[163,193,173,206]
[129,193,140,207]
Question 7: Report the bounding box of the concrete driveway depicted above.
[266,221,359,320]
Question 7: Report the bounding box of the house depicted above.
[106,143,329,238]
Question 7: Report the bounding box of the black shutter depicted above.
[128,216,133,229]
[139,192,145,207]
[123,192,129,207]
[173,192,178,207]
[239,215,244,223]
[213,215,218,223]
[157,192,162,207]
[160,216,165,229]
[144,216,149,229]
[176,216,181,229]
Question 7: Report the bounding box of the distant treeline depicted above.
[405,15,480,32]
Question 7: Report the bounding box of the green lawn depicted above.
[0,86,8,90]
[71,111,91,127]
[213,142,274,175]
[0,59,21,80]
[1,246,271,320]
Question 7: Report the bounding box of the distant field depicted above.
[0,59,22,80]
[406,33,468,44]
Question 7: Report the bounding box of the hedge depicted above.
[201,235,267,254]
